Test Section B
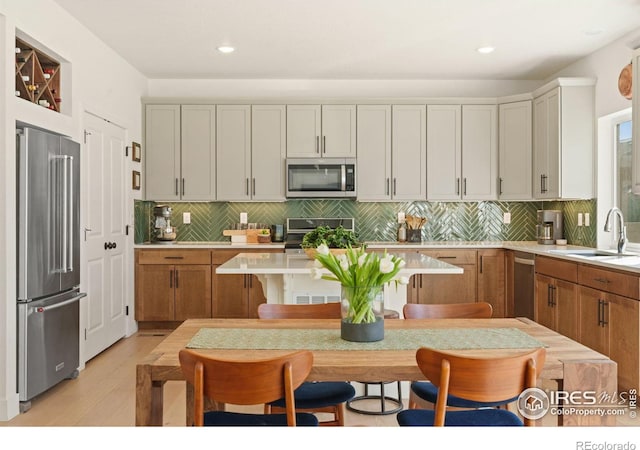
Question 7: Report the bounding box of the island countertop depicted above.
[215,251,464,276]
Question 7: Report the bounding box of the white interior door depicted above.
[83,112,127,361]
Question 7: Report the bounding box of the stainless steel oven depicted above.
[286,158,356,198]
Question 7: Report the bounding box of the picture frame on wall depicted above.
[132,142,141,162]
[132,170,141,190]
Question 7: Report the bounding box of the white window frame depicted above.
[598,108,635,251]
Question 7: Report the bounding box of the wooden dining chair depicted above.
[403,302,498,409]
[178,348,319,426]
[257,302,356,426]
[396,347,546,426]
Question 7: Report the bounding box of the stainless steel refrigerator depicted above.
[16,126,86,403]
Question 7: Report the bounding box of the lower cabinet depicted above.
[407,249,477,305]
[534,256,579,341]
[578,265,640,392]
[212,248,283,318]
[477,249,506,318]
[135,249,212,322]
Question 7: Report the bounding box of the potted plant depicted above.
[311,244,407,342]
[301,225,360,259]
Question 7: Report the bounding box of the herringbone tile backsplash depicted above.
[135,199,597,247]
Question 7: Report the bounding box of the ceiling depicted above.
[53,0,640,80]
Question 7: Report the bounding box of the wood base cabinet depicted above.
[212,249,283,318]
[407,250,477,305]
[477,249,506,318]
[135,249,212,321]
[578,265,640,392]
[534,256,579,341]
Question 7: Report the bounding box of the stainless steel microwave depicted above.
[286,158,356,198]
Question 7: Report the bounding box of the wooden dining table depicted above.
[135,317,617,427]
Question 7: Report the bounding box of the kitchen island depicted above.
[215,251,463,312]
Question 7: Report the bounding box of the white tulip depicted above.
[310,267,323,280]
[397,276,409,285]
[379,257,394,274]
[397,259,406,268]
[340,259,350,271]
[317,243,330,255]
[358,254,367,267]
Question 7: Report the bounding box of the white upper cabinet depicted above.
[286,104,356,158]
[251,105,287,201]
[392,105,427,200]
[357,105,392,201]
[462,104,498,200]
[145,104,215,201]
[216,105,251,201]
[533,80,595,199]
[427,104,497,200]
[498,100,532,200]
[216,105,286,201]
[427,105,461,200]
[181,105,217,201]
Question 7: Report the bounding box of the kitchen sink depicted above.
[549,249,640,265]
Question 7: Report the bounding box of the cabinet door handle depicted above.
[169,269,173,289]
[597,299,603,326]
[463,178,467,196]
[175,269,179,289]
[245,178,249,195]
[175,178,179,196]
[594,277,610,284]
[316,136,319,154]
[164,256,184,260]
[499,177,503,195]
[393,178,397,196]
[602,300,608,326]
[182,178,185,196]
[456,178,460,195]
[386,178,390,196]
[479,256,483,274]
[551,285,556,306]
[252,178,256,196]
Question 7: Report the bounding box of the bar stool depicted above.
[346,309,403,415]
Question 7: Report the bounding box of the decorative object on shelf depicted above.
[132,171,141,190]
[131,142,141,162]
[301,225,360,259]
[15,37,61,112]
[311,245,407,342]
[618,61,632,100]
[257,228,272,243]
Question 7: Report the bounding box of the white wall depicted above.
[0,0,147,421]
[548,28,640,118]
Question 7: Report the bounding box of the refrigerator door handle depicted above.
[57,155,74,273]
[33,292,86,313]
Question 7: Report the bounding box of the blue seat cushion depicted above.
[397,408,523,426]
[203,411,319,426]
[411,381,517,408]
[269,381,356,409]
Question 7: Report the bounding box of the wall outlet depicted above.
[183,212,191,224]
[503,212,511,224]
[577,213,583,227]
[584,213,590,227]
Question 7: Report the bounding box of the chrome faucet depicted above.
[604,207,627,254]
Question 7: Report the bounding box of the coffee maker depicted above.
[153,205,176,242]
[536,210,563,245]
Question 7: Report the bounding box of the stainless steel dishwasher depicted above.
[513,251,535,320]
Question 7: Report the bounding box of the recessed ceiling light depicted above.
[217,46,235,54]
[476,46,495,54]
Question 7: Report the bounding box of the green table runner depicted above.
[187,327,546,351]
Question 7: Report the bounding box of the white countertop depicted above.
[134,240,640,274]
[215,251,464,275]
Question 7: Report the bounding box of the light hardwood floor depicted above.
[1,330,636,427]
